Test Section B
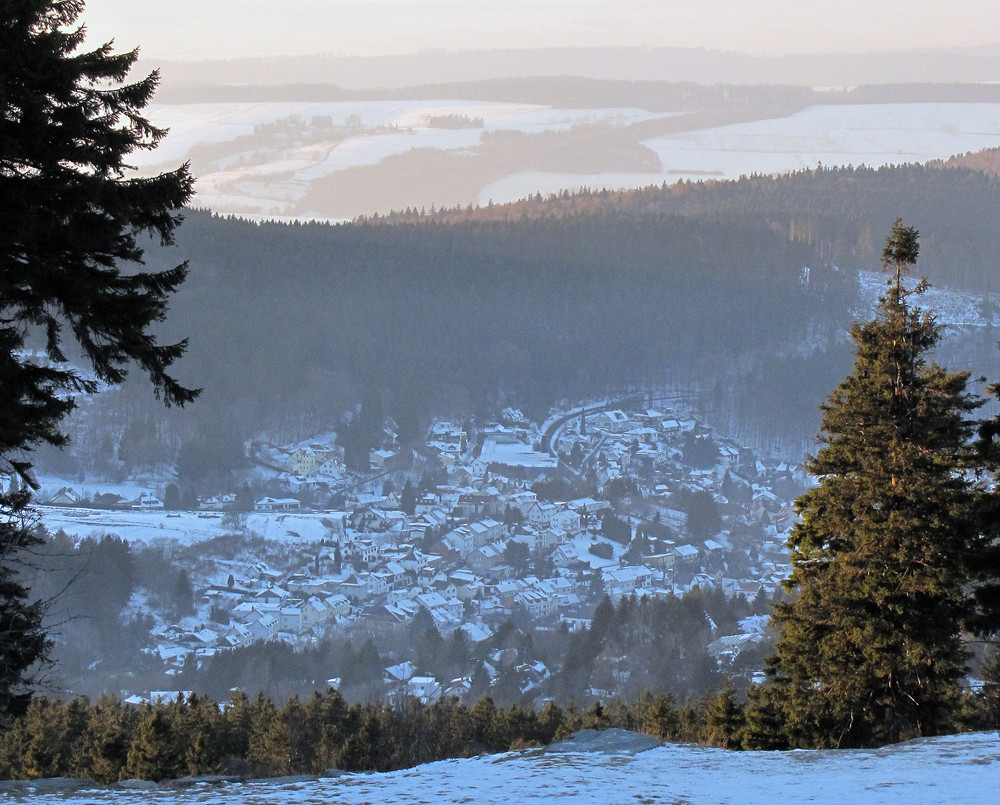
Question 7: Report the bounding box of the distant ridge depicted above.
[945,146,1000,175]
[152,76,1000,108]
[143,45,1000,94]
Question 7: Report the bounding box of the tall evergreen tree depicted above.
[0,0,196,719]
[754,220,985,748]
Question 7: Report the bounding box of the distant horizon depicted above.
[147,41,1000,67]
[84,1,1000,62]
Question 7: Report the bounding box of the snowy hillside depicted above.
[135,100,1000,221]
[10,729,999,803]
[855,271,997,327]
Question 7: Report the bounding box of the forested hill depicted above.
[376,162,1000,295]
[946,146,1000,177]
[70,162,1000,476]
[151,209,842,446]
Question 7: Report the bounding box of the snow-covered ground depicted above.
[136,100,675,218]
[14,730,1000,803]
[37,505,337,547]
[140,100,670,167]
[483,103,1000,204]
[644,102,1000,181]
[135,100,1000,220]
[855,270,997,327]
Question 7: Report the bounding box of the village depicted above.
[39,399,806,705]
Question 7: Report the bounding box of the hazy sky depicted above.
[83,1,998,61]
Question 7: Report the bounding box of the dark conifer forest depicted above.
[85,161,1000,473]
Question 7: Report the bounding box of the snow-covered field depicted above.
[483,102,1000,204]
[135,100,1000,220]
[644,103,1000,180]
[140,100,669,166]
[136,100,675,219]
[37,505,337,547]
[12,730,1000,804]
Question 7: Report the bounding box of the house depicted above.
[533,576,576,599]
[569,497,611,517]
[514,589,556,619]
[370,449,398,470]
[672,543,701,565]
[323,594,351,618]
[456,492,501,518]
[593,410,630,433]
[407,676,443,704]
[333,574,370,600]
[385,661,417,686]
[468,541,508,574]
[185,628,220,649]
[526,501,557,528]
[660,419,681,436]
[254,496,301,512]
[47,487,82,506]
[366,507,407,532]
[447,466,477,487]
[291,448,323,476]
[443,677,472,699]
[702,539,726,558]
[279,604,305,634]
[560,603,597,632]
[254,586,291,605]
[603,565,655,595]
[550,508,582,533]
[640,409,666,428]
[346,539,381,565]
[644,550,677,572]
[199,493,236,510]
[414,591,463,619]
[224,622,253,649]
[459,622,493,643]
[532,526,566,552]
[132,491,163,509]
[244,612,279,641]
[92,492,128,509]
[468,518,504,547]
[707,633,761,664]
[442,518,504,558]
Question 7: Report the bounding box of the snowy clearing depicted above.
[37,506,337,547]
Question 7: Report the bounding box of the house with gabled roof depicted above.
[468,540,508,574]
[245,612,279,641]
[593,409,630,433]
[603,565,655,595]
[47,486,83,506]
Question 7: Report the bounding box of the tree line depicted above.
[1,674,996,784]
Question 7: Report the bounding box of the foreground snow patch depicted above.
[15,731,999,804]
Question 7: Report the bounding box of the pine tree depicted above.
[0,0,196,717]
[700,685,746,749]
[0,1,197,456]
[756,220,985,748]
[0,489,49,723]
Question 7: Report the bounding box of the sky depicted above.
[82,1,1000,62]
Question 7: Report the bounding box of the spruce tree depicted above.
[756,220,984,748]
[0,0,196,720]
